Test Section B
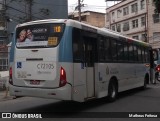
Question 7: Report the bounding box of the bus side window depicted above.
[98,36,105,62]
[137,46,142,63]
[117,41,124,61]
[146,49,150,63]
[99,36,112,62]
[72,28,84,62]
[143,48,149,63]
[110,39,117,61]
[142,48,145,63]
[133,45,138,62]
[124,42,129,61]
[128,44,134,62]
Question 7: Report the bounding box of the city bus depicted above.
[9,19,156,102]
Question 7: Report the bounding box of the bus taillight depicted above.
[59,67,67,87]
[156,65,160,72]
[9,67,13,85]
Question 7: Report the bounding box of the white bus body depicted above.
[9,19,154,102]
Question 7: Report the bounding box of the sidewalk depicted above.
[0,71,14,101]
[0,90,15,102]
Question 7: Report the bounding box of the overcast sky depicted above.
[68,0,118,13]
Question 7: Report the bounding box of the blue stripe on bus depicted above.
[59,26,73,62]
[9,32,16,63]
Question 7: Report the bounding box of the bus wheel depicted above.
[108,80,118,102]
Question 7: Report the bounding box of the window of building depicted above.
[117,24,121,32]
[141,34,147,41]
[0,58,8,71]
[117,9,121,18]
[132,19,138,28]
[112,12,115,21]
[112,25,115,31]
[153,14,160,23]
[106,13,109,22]
[131,3,138,13]
[132,35,139,40]
[0,22,5,27]
[141,17,146,26]
[81,16,87,21]
[141,0,145,10]
[105,26,109,29]
[123,7,129,16]
[153,32,160,41]
[0,40,4,45]
[123,22,129,31]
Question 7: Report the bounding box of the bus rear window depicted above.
[16,23,65,48]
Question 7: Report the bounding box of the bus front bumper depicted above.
[9,84,72,100]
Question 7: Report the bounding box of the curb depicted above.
[0,97,15,102]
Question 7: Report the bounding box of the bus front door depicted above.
[84,37,96,98]
[72,29,97,101]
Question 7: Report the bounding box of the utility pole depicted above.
[3,0,8,44]
[3,0,7,27]
[25,0,32,21]
[78,0,81,22]
[28,0,32,21]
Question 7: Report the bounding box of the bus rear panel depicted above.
[9,21,72,100]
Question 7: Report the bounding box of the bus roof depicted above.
[16,19,151,48]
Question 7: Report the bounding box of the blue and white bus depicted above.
[9,19,156,102]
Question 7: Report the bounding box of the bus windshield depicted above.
[16,23,65,48]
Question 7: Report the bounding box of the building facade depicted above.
[105,0,160,49]
[69,11,105,28]
[0,0,7,44]
[0,0,8,71]
[6,0,68,42]
[0,0,68,71]
[147,0,160,48]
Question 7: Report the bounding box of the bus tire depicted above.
[108,79,118,102]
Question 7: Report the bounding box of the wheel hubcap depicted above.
[111,84,116,98]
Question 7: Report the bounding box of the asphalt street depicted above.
[0,83,160,121]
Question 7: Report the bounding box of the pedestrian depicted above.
[4,77,17,99]
[4,77,9,98]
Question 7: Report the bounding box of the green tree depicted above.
[153,0,160,13]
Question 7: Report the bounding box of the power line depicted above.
[33,1,68,7]
[32,11,50,19]
[0,3,41,20]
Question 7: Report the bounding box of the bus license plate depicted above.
[30,80,40,85]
